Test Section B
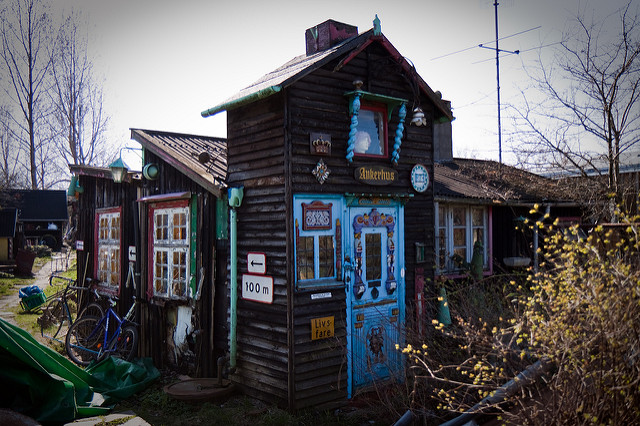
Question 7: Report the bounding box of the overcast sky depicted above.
[52,0,630,168]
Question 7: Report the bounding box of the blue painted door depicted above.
[346,204,404,394]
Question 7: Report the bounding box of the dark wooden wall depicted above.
[226,94,290,404]
[75,174,139,318]
[137,151,225,377]
[227,41,439,409]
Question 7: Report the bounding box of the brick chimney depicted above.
[434,99,453,162]
[305,20,358,56]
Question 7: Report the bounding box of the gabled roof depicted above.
[434,159,577,206]
[131,129,227,197]
[0,208,17,237]
[201,29,453,121]
[0,190,68,222]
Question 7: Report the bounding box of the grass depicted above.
[2,253,401,425]
[112,376,393,426]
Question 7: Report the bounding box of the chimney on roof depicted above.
[305,20,358,56]
[434,99,453,162]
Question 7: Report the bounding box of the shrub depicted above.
[403,207,640,425]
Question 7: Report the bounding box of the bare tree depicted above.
[509,1,640,217]
[49,12,109,168]
[0,105,25,188]
[0,0,55,189]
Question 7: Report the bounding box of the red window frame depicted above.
[354,102,388,159]
[93,206,122,297]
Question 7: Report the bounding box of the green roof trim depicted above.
[201,85,282,118]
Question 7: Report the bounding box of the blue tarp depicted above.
[0,317,159,424]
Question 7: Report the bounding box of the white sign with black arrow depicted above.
[247,252,266,275]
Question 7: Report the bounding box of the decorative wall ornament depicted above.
[310,132,332,155]
[391,103,407,165]
[336,219,342,279]
[312,159,331,184]
[301,201,332,231]
[346,93,361,163]
[366,326,386,368]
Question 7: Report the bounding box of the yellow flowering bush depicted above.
[401,207,640,425]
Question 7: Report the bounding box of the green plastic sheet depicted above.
[0,318,159,424]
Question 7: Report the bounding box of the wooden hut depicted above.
[201,18,452,409]
[69,128,227,376]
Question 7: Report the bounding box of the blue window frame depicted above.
[293,195,344,290]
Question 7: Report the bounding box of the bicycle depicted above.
[65,262,139,366]
[37,275,104,342]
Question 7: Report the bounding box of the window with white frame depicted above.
[294,197,342,289]
[436,204,488,274]
[149,200,190,299]
[95,207,121,292]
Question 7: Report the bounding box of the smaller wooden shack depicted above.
[69,129,228,376]
[0,190,68,252]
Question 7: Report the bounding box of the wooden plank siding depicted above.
[226,40,438,409]
[226,94,290,404]
[135,150,223,377]
[75,174,139,320]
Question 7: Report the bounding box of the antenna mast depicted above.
[479,1,519,164]
[494,0,502,164]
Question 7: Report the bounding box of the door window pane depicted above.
[365,233,382,281]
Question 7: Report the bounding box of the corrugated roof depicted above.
[131,129,227,197]
[0,190,68,222]
[201,29,453,121]
[434,159,576,205]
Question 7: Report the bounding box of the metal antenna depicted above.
[478,1,520,164]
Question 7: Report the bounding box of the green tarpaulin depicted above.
[0,318,159,424]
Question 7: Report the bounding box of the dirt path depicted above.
[0,256,65,326]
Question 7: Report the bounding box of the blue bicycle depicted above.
[65,263,139,366]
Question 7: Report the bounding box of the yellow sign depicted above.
[355,166,397,186]
[311,316,334,340]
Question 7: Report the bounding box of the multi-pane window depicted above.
[95,208,121,292]
[354,103,387,158]
[435,204,489,275]
[294,197,341,289]
[150,202,190,299]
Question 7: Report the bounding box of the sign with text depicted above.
[311,316,335,340]
[355,166,397,186]
[242,274,273,304]
[247,252,266,274]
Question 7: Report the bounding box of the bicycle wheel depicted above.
[65,315,105,366]
[78,302,104,320]
[38,298,70,341]
[110,325,138,361]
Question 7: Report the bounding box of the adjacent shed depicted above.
[433,157,582,276]
[69,129,228,377]
[0,190,68,251]
[202,19,452,409]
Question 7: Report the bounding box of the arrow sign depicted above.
[247,252,266,274]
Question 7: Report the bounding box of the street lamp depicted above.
[108,156,128,183]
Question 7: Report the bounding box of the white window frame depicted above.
[95,207,121,293]
[435,203,488,275]
[150,203,190,299]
